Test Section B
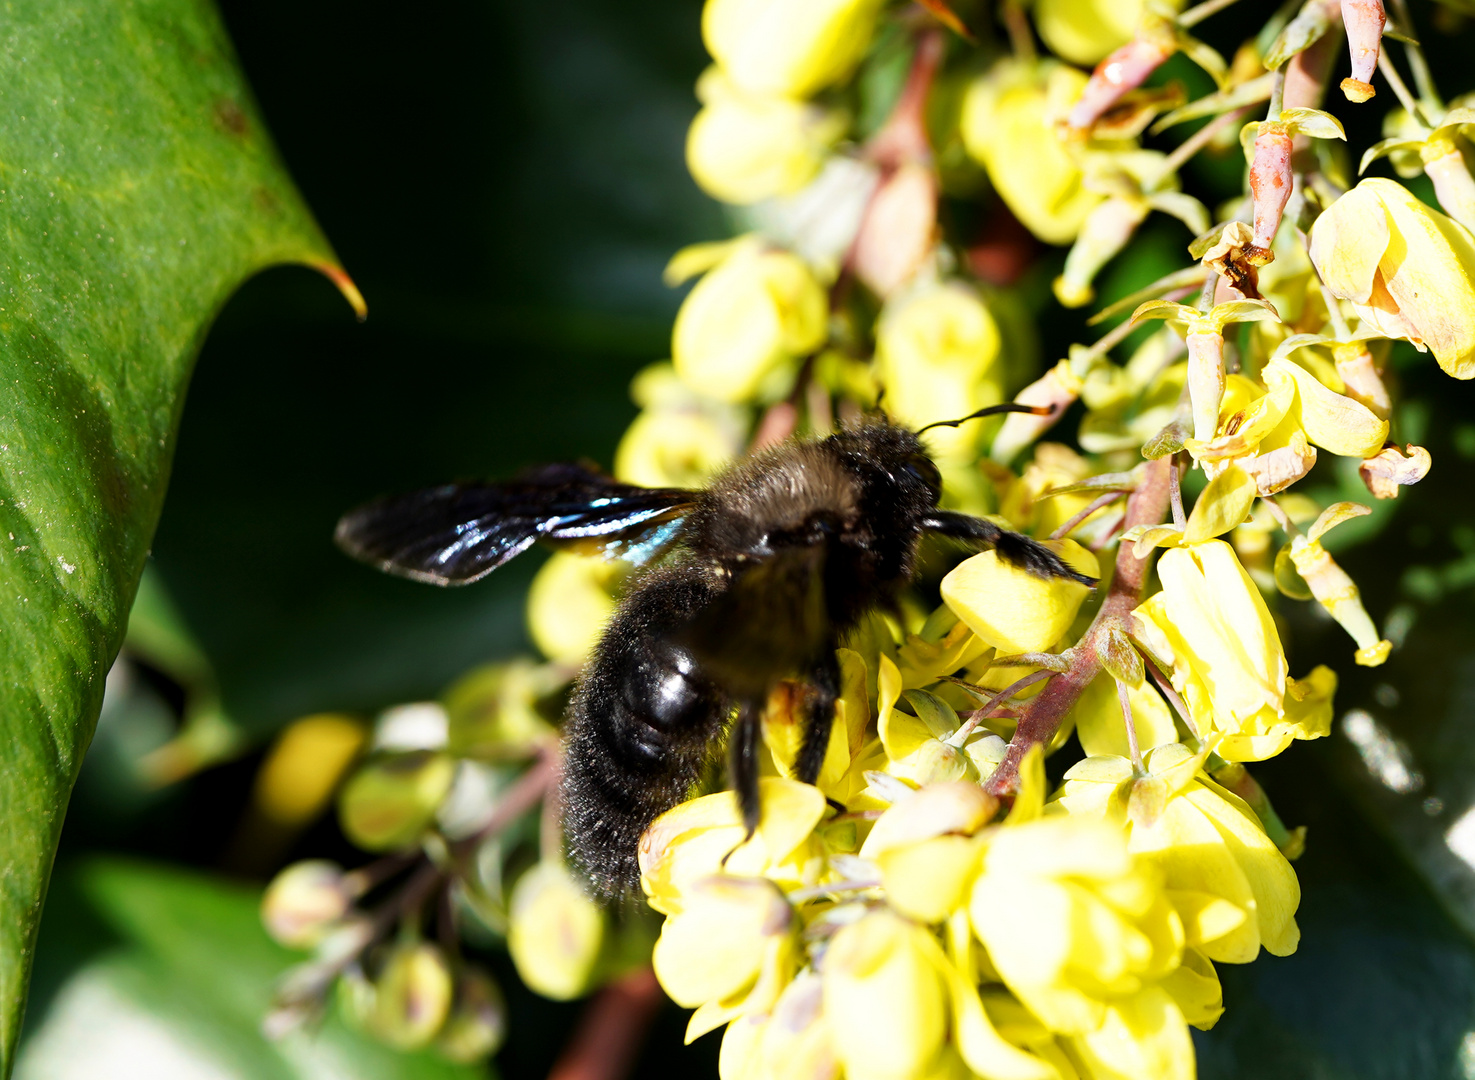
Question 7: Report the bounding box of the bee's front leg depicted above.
[921,510,1098,586]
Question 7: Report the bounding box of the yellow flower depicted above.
[719,972,839,1080]
[874,282,1003,464]
[703,0,883,99]
[1133,545,1337,761]
[687,68,846,205]
[860,781,995,923]
[507,861,605,1001]
[526,550,620,666]
[961,60,1100,245]
[822,910,949,1080]
[639,777,830,913]
[672,240,828,402]
[1034,0,1146,65]
[1056,745,1301,964]
[614,361,743,489]
[1072,673,1179,760]
[940,540,1098,654]
[1134,541,1286,736]
[1309,177,1475,378]
[1066,986,1196,1080]
[652,875,795,1014]
[969,815,1183,1034]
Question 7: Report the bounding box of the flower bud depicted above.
[338,750,456,852]
[687,69,845,205]
[822,910,948,1080]
[1067,27,1177,132]
[372,943,455,1050]
[435,967,508,1063]
[508,861,605,1001]
[1339,0,1385,103]
[703,0,883,99]
[443,658,560,761]
[960,60,1100,245]
[1248,125,1294,262]
[672,242,827,402]
[261,860,353,949]
[254,714,366,829]
[1186,331,1226,444]
[874,282,1002,463]
[941,540,1098,654]
[1310,178,1475,378]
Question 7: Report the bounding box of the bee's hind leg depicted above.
[726,700,764,855]
[795,650,840,786]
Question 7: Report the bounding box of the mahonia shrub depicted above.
[258,0,1475,1076]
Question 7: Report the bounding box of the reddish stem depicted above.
[547,968,666,1080]
[984,456,1172,797]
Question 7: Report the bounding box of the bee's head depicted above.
[826,420,943,508]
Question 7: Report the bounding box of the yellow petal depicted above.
[1183,464,1257,542]
[1070,987,1196,1080]
[1263,357,1389,457]
[704,0,884,98]
[941,540,1098,654]
[1073,673,1180,760]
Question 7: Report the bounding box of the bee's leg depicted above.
[920,510,1097,586]
[729,698,764,841]
[795,649,840,786]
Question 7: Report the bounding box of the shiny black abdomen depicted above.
[560,562,732,895]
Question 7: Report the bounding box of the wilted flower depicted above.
[703,0,882,99]
[671,239,828,402]
[1309,177,1475,378]
[1339,0,1386,103]
[1286,502,1392,665]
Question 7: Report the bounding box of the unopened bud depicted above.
[1068,29,1176,131]
[1248,125,1294,263]
[338,751,457,852]
[1340,0,1385,102]
[372,943,455,1050]
[435,967,508,1063]
[261,860,353,949]
[1186,331,1227,443]
[507,862,605,1001]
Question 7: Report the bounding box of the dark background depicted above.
[24,1,1475,1078]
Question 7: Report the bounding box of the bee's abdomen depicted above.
[560,564,731,897]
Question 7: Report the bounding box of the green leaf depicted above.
[0,1,357,1066]
[16,860,481,1080]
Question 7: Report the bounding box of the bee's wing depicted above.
[335,462,697,586]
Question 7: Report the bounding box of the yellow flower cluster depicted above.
[634,546,1313,1080]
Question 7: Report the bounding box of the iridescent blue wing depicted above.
[335,462,696,586]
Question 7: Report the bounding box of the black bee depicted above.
[335,408,1093,896]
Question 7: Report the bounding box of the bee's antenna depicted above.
[916,402,1056,435]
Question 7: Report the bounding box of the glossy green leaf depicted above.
[0,1,357,1065]
[16,860,481,1080]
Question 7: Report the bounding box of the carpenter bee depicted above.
[335,407,1094,896]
